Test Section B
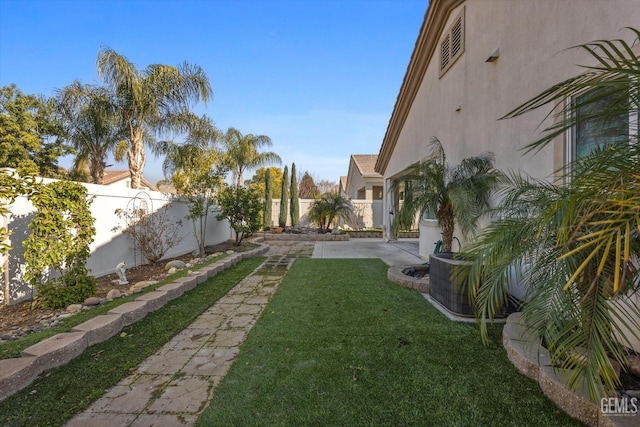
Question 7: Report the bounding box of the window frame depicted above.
[566,85,638,169]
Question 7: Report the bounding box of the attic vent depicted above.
[441,34,450,70]
[439,7,465,77]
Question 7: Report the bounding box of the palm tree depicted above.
[55,81,124,184]
[462,28,640,401]
[161,114,224,257]
[309,193,353,233]
[392,137,501,252]
[222,127,281,188]
[97,47,212,189]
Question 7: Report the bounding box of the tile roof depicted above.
[352,155,381,177]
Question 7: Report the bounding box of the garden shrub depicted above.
[23,180,96,309]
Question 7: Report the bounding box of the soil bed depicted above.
[0,240,256,339]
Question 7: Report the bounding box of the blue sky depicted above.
[0,0,426,185]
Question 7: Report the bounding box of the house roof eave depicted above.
[375,0,465,176]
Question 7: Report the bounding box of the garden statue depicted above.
[115,261,128,285]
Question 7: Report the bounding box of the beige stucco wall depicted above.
[382,0,640,253]
[345,158,383,200]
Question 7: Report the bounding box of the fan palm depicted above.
[55,81,125,184]
[309,193,353,233]
[392,137,502,252]
[222,127,281,188]
[97,47,212,189]
[462,28,640,401]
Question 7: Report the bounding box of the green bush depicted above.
[35,268,97,309]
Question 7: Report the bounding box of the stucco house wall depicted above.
[345,155,383,201]
[376,0,640,258]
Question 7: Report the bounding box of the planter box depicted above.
[428,253,474,317]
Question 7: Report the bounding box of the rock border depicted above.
[387,265,430,293]
[0,243,269,402]
[262,233,348,241]
[503,312,638,427]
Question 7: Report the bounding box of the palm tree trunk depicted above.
[128,127,146,189]
[438,200,455,252]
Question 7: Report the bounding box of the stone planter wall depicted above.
[0,243,269,401]
[262,233,349,241]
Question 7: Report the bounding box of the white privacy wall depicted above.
[2,177,232,304]
[266,199,382,229]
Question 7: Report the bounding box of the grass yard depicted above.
[0,257,265,427]
[198,258,583,426]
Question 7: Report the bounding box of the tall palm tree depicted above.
[392,137,501,252]
[161,114,224,257]
[462,28,640,401]
[97,47,212,189]
[222,127,281,188]
[55,81,124,184]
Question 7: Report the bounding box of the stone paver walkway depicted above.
[66,242,313,427]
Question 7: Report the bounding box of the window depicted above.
[569,86,637,163]
[439,7,465,77]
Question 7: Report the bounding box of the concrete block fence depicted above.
[0,243,268,401]
[3,176,233,305]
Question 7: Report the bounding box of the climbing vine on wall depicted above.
[24,180,96,308]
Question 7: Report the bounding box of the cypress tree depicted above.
[263,168,272,230]
[290,163,300,227]
[278,165,289,227]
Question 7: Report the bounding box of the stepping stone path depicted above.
[66,241,314,427]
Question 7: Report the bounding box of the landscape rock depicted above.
[627,355,640,377]
[128,280,157,293]
[168,267,177,275]
[106,289,122,300]
[165,260,185,271]
[225,250,235,255]
[83,297,102,307]
[626,390,640,398]
[67,304,83,314]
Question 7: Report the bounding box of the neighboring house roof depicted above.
[101,170,158,191]
[345,155,383,200]
[375,0,463,175]
[352,154,382,178]
[156,182,178,194]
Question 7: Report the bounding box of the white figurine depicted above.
[115,261,128,285]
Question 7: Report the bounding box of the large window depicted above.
[569,87,636,162]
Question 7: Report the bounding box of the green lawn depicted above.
[0,257,265,427]
[198,258,583,426]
